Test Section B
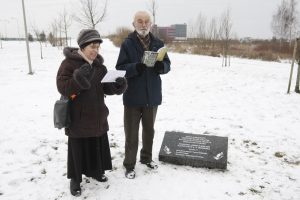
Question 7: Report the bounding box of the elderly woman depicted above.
[56,29,127,196]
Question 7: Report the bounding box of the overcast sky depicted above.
[0,0,299,39]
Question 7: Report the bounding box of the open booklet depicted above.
[141,46,168,67]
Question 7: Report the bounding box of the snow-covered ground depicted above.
[0,39,299,200]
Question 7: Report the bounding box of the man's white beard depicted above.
[137,29,150,37]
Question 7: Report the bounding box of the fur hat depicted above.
[77,29,103,49]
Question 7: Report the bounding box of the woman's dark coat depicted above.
[115,31,171,106]
[57,47,121,138]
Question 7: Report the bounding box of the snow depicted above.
[0,39,299,200]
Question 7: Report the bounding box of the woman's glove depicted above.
[113,77,128,94]
[73,63,92,89]
[77,63,91,77]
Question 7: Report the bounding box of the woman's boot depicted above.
[70,179,81,196]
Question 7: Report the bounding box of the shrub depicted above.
[107,27,132,47]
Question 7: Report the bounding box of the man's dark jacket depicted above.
[116,31,171,106]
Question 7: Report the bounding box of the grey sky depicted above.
[0,0,299,39]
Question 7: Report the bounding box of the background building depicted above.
[171,23,187,40]
[152,23,187,42]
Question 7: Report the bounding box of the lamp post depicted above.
[21,0,33,75]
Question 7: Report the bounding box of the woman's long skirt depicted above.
[67,133,112,182]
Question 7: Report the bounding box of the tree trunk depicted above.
[224,41,229,67]
[40,42,43,59]
[295,62,300,93]
[65,32,68,47]
[222,46,225,67]
[287,39,298,93]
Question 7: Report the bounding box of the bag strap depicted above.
[60,95,69,101]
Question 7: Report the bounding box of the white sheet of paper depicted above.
[101,70,126,83]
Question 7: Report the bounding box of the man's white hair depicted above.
[133,10,153,23]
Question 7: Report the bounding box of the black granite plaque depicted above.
[159,131,228,169]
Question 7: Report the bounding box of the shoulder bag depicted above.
[53,95,71,129]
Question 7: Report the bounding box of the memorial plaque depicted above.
[158,131,228,169]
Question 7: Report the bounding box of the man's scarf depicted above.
[136,33,150,51]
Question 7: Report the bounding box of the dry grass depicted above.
[168,39,294,62]
[108,30,295,62]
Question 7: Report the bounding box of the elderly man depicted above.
[115,11,171,179]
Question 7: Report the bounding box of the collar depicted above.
[78,49,93,65]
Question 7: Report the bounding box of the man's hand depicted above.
[154,61,164,74]
[136,63,147,75]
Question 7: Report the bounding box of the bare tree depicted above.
[271,1,288,40]
[190,13,207,50]
[32,26,44,59]
[207,17,218,50]
[57,19,63,48]
[187,19,196,40]
[287,0,298,42]
[271,0,298,45]
[195,13,207,40]
[49,20,59,47]
[74,0,108,29]
[49,18,63,48]
[147,0,158,36]
[219,9,232,67]
[60,8,72,46]
[47,32,55,46]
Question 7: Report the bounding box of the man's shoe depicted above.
[142,161,158,169]
[125,169,136,179]
[70,179,81,197]
[93,174,108,182]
